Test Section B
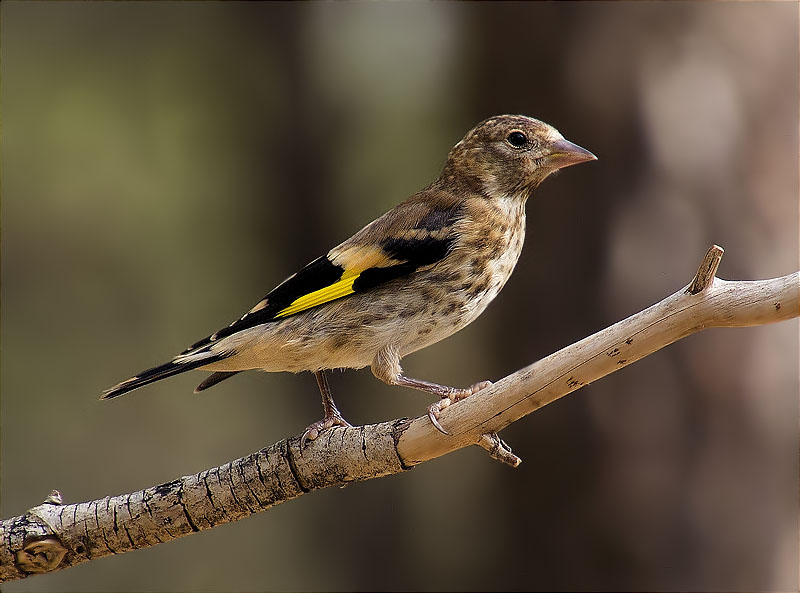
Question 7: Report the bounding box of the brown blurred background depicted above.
[1,2,797,591]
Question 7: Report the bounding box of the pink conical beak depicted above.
[546,138,597,169]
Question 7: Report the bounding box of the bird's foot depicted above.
[427,380,493,435]
[301,414,353,448]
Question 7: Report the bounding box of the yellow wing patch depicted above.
[275,269,361,318]
[274,244,402,319]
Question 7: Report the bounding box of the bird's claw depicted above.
[301,415,352,448]
[426,380,493,435]
[428,398,452,435]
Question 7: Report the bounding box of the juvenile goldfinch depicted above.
[103,115,595,442]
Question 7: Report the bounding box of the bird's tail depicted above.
[101,350,226,400]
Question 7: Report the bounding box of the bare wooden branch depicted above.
[2,247,797,582]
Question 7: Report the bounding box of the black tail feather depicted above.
[101,354,225,400]
[194,371,241,393]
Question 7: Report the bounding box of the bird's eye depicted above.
[507,131,528,148]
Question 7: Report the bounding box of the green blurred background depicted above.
[2,2,798,591]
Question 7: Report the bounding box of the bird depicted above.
[102,114,596,443]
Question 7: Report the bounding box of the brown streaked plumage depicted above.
[102,115,596,442]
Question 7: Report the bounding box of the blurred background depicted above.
[2,2,797,591]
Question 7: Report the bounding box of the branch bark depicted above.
[2,246,797,582]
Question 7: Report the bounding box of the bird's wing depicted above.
[182,190,463,353]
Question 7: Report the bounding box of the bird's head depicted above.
[441,114,596,199]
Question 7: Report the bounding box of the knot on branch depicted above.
[15,537,67,574]
[43,490,63,506]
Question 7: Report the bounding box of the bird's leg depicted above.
[371,345,491,435]
[394,375,493,435]
[301,370,352,447]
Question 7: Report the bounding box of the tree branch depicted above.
[2,246,797,582]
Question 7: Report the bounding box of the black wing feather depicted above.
[353,232,455,292]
